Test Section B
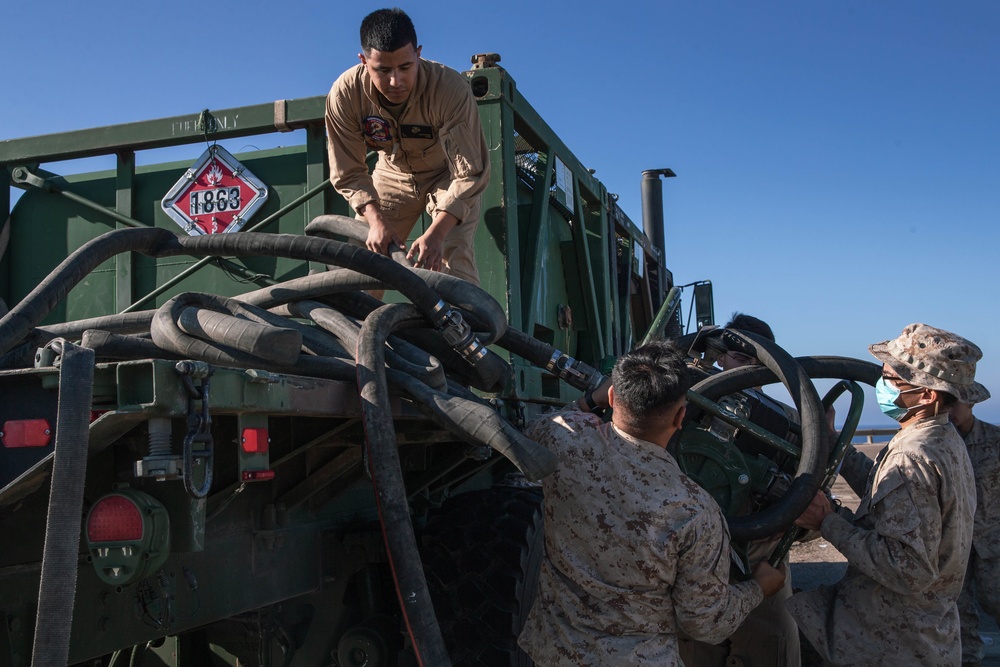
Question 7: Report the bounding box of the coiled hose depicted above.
[0,226,565,666]
[686,332,838,542]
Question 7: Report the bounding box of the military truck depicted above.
[0,55,877,666]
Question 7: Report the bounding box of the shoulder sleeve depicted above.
[524,407,594,444]
[822,453,941,593]
[325,69,379,212]
[672,498,763,642]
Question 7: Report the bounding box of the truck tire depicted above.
[420,486,544,667]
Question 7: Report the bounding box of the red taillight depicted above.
[87,495,144,542]
[2,419,52,448]
[241,427,269,453]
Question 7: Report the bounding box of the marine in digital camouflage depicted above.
[787,414,975,666]
[957,416,1000,665]
[518,408,763,666]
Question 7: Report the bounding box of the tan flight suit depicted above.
[325,58,489,285]
[787,415,976,666]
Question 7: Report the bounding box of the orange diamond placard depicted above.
[161,145,269,235]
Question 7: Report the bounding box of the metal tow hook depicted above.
[176,361,215,499]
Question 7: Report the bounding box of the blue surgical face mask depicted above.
[875,376,922,422]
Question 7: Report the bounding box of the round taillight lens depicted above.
[87,495,143,542]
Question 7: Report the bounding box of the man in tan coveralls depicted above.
[789,323,980,666]
[518,340,786,666]
[950,395,1000,667]
[325,8,489,285]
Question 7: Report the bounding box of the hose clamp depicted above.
[543,349,606,391]
[429,299,450,328]
[548,350,587,384]
[456,337,489,363]
[545,351,562,374]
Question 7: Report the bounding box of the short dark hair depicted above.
[360,8,418,54]
[724,312,775,343]
[611,341,691,421]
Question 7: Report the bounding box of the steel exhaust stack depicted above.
[641,168,676,265]
[641,168,676,303]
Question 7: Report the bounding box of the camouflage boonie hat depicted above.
[869,323,990,404]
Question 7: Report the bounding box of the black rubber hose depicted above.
[238,269,387,310]
[387,370,555,481]
[356,302,451,667]
[687,342,840,542]
[689,355,881,396]
[287,300,447,391]
[0,313,158,369]
[0,228,498,387]
[171,233,445,317]
[327,291,510,393]
[241,265,507,347]
[497,327,606,392]
[306,215,507,344]
[81,330,183,361]
[164,292,347,364]
[414,270,506,344]
[177,307,302,365]
[173,233,510,388]
[151,293,302,367]
[40,311,156,339]
[151,293,357,382]
[30,341,95,667]
[0,227,175,355]
[305,213,412,266]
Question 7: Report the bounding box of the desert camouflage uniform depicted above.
[678,537,799,667]
[787,414,975,666]
[958,417,1000,665]
[518,408,763,666]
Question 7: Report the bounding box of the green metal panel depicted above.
[6,146,350,323]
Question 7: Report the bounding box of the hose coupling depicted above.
[439,308,488,363]
[545,350,604,391]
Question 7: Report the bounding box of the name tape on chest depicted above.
[400,124,434,139]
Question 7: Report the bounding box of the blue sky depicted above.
[4,0,999,425]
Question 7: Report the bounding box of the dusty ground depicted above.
[788,444,999,665]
